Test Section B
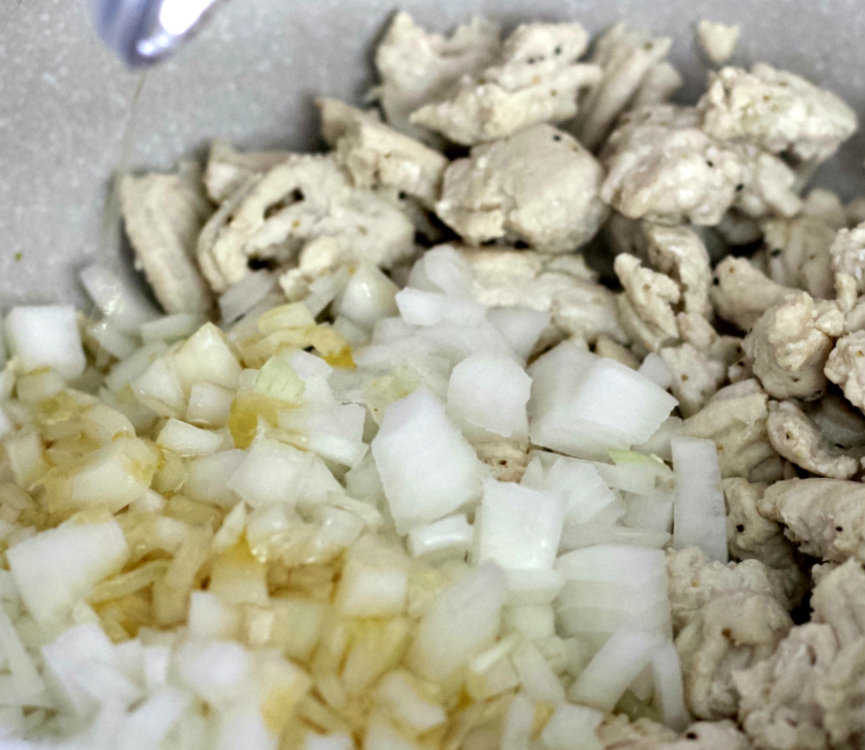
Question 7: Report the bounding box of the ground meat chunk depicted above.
[683,380,781,482]
[733,144,803,221]
[766,400,860,479]
[735,562,865,750]
[807,392,865,449]
[601,105,748,226]
[120,166,214,316]
[677,313,743,370]
[371,13,501,143]
[801,188,848,230]
[698,64,857,163]
[676,589,792,720]
[598,715,678,750]
[660,344,727,417]
[574,25,680,150]
[761,216,836,300]
[615,253,681,353]
[696,22,740,67]
[742,293,844,400]
[830,222,865,302]
[411,24,601,145]
[645,224,713,318]
[457,247,625,343]
[196,155,414,294]
[472,438,529,482]
[710,257,794,333]
[203,140,289,204]
[436,124,608,253]
[667,547,792,632]
[826,331,865,412]
[758,478,865,562]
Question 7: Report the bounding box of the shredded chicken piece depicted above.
[758,478,865,562]
[676,588,792,719]
[766,400,861,479]
[203,141,289,204]
[825,330,865,413]
[601,105,748,226]
[574,25,679,151]
[761,215,836,300]
[696,22,740,67]
[196,155,414,294]
[120,166,214,316]
[742,293,844,399]
[698,64,857,163]
[710,257,794,333]
[411,24,601,145]
[660,344,727,417]
[733,144,803,221]
[457,247,626,343]
[371,13,501,143]
[645,224,713,318]
[436,124,608,253]
[683,380,781,482]
[615,253,681,354]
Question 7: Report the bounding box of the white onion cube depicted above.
[371,389,484,534]
[5,306,86,380]
[156,419,223,457]
[407,514,473,559]
[541,704,604,750]
[335,263,399,330]
[486,307,550,362]
[336,535,409,618]
[185,450,245,508]
[227,438,313,510]
[542,457,619,526]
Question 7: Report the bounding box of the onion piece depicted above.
[335,535,409,618]
[651,640,690,731]
[638,353,674,390]
[87,318,139,360]
[79,264,159,333]
[671,436,728,563]
[156,419,223,457]
[406,514,474,559]
[396,288,486,327]
[503,604,556,640]
[219,272,278,324]
[486,307,550,362]
[541,704,604,750]
[374,671,447,734]
[505,569,565,605]
[140,313,205,344]
[227,438,313,510]
[5,306,86,380]
[511,639,565,703]
[334,263,400,330]
[501,694,536,750]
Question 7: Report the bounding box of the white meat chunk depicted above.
[644,224,713,318]
[331,107,449,209]
[722,478,806,605]
[808,393,865,450]
[601,105,748,226]
[758,478,865,562]
[761,216,836,300]
[614,253,680,354]
[733,144,803,221]
[734,562,865,750]
[696,22,740,67]
[457,247,626,343]
[710,257,794,332]
[436,124,608,253]
[196,155,414,294]
[203,140,289,204]
[683,380,782,482]
[472,438,530,483]
[676,587,793,720]
[411,23,601,145]
[742,292,844,399]
[676,313,743,370]
[317,97,382,147]
[574,25,680,151]
[802,188,848,230]
[666,546,793,634]
[371,13,501,143]
[120,166,214,315]
[659,344,726,418]
[825,331,865,412]
[598,716,750,750]
[766,400,861,479]
[830,222,865,301]
[698,64,857,164]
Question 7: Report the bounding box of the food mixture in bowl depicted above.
[0,12,864,750]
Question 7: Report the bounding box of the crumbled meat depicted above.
[330,109,448,209]
[761,216,836,300]
[645,224,713,318]
[120,166,214,316]
[660,344,727,417]
[436,124,608,253]
[733,144,803,220]
[472,438,530,483]
[196,155,414,294]
[598,714,678,750]
[825,331,865,414]
[723,479,806,602]
[698,64,857,163]
[601,105,748,226]
[830,222,865,301]
[676,588,792,719]
[411,24,601,145]
[614,253,681,354]
[710,257,794,332]
[714,210,764,247]
[766,400,861,479]
[574,25,679,150]
[371,13,501,143]
[203,140,289,204]
[807,393,865,449]
[758,478,865,562]
[683,380,782,482]
[317,97,382,147]
[696,22,740,67]
[742,292,844,399]
[735,562,865,750]
[457,247,626,343]
[666,546,792,634]
[677,313,743,370]
[802,188,848,230]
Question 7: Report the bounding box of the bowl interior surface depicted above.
[2,0,864,306]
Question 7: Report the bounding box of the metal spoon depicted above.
[91,0,224,67]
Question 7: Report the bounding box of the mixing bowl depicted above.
[2,0,865,308]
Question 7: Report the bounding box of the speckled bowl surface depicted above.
[2,0,864,306]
